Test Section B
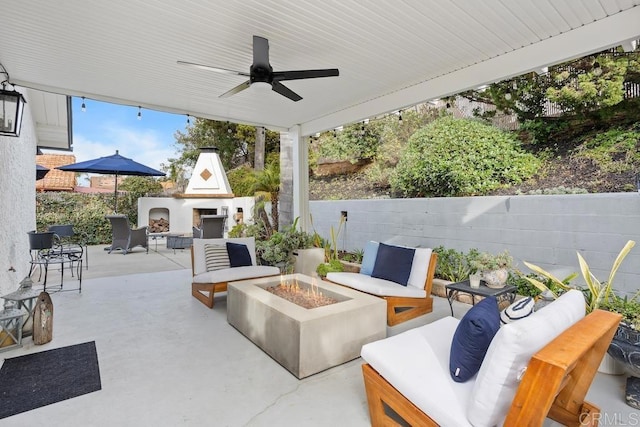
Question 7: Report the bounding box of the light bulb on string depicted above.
[81,97,86,112]
[398,110,403,124]
[504,91,512,101]
[186,114,190,125]
[137,106,142,120]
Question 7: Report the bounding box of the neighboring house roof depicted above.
[36,154,76,191]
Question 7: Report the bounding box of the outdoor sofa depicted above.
[190,237,280,308]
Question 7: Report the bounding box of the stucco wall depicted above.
[137,196,255,234]
[310,193,640,295]
[0,90,37,298]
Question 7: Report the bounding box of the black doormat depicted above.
[0,341,101,419]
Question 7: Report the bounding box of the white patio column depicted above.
[279,125,309,232]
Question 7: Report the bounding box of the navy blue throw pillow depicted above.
[449,296,500,382]
[370,243,415,286]
[226,242,252,267]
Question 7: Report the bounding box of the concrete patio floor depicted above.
[1,242,635,426]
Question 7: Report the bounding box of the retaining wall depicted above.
[309,193,640,295]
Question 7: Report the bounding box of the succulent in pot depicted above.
[471,250,513,289]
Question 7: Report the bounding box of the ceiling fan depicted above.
[178,35,339,102]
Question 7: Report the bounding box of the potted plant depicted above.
[523,240,639,394]
[256,218,314,273]
[471,250,513,288]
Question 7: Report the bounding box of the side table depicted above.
[445,279,516,316]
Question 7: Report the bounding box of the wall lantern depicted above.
[0,84,26,137]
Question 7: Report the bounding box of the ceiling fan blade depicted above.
[177,60,249,77]
[273,69,340,81]
[219,80,251,98]
[271,81,302,102]
[253,36,270,68]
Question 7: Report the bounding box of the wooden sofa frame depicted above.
[328,252,437,327]
[362,309,621,426]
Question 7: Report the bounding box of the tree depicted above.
[252,161,281,233]
[458,49,639,122]
[163,118,280,175]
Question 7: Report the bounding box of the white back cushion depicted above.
[466,289,585,426]
[407,247,433,290]
[193,237,257,275]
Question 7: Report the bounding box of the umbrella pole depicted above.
[114,173,118,213]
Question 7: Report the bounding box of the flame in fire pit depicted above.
[267,275,338,309]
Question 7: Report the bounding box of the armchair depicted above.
[106,215,149,255]
[360,290,621,426]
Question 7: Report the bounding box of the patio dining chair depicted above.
[198,215,226,239]
[106,215,149,255]
[48,224,88,272]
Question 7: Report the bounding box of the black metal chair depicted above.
[27,230,60,282]
[47,224,88,272]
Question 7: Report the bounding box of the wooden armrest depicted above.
[505,309,622,426]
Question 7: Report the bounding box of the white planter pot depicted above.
[293,248,325,277]
[598,352,625,375]
[482,268,509,288]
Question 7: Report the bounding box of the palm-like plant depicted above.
[252,162,280,232]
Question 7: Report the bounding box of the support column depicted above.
[278,126,309,231]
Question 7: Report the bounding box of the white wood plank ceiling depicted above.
[1,0,638,135]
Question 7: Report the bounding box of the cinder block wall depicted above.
[309,193,640,295]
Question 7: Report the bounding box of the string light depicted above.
[333,129,337,138]
[504,91,512,101]
[137,106,142,120]
[398,110,403,124]
[186,114,190,125]
[81,96,86,112]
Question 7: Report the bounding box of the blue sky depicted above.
[55,97,189,184]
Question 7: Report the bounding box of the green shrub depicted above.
[316,259,344,278]
[318,122,382,162]
[36,193,115,245]
[391,117,540,197]
[433,246,480,282]
[573,127,640,173]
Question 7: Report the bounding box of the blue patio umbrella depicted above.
[57,150,165,212]
[36,164,49,180]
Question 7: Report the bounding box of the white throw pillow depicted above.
[466,289,585,427]
[204,244,230,271]
[499,296,535,325]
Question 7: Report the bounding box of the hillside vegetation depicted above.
[310,98,640,200]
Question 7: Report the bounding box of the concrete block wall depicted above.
[309,193,640,295]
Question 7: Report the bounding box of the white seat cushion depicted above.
[361,317,474,427]
[193,265,280,284]
[326,272,426,298]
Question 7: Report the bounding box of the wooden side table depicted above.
[445,279,517,316]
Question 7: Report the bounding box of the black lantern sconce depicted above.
[0,64,26,137]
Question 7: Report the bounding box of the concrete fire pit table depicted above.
[227,273,387,379]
